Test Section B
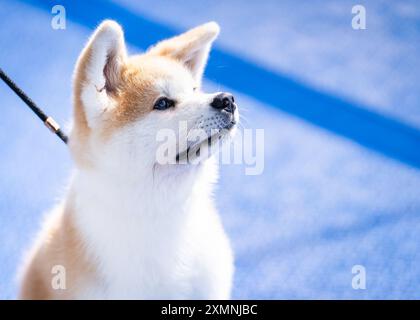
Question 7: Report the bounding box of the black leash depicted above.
[0,67,68,144]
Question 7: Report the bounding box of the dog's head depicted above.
[70,20,238,175]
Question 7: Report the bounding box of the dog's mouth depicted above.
[176,120,236,163]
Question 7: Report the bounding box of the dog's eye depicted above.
[154,97,175,110]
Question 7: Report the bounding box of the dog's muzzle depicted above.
[175,93,238,163]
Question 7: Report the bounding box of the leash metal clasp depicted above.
[44,117,60,133]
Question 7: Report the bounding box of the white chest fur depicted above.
[70,161,233,299]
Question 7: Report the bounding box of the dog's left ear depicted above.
[73,20,127,128]
[148,22,220,84]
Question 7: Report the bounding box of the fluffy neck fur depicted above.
[72,160,217,218]
[68,159,218,298]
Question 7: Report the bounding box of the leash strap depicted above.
[0,67,68,144]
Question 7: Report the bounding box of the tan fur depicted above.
[71,49,188,158]
[19,198,97,299]
[148,22,219,74]
[101,56,163,138]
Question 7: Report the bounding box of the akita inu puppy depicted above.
[19,20,238,299]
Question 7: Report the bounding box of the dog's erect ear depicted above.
[74,20,127,127]
[148,22,220,84]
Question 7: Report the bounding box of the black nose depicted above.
[210,93,236,113]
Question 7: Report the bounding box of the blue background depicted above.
[0,0,419,299]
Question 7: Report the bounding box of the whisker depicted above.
[239,114,251,127]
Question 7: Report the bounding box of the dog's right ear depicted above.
[74,20,127,128]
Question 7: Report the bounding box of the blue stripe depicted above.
[22,0,420,168]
